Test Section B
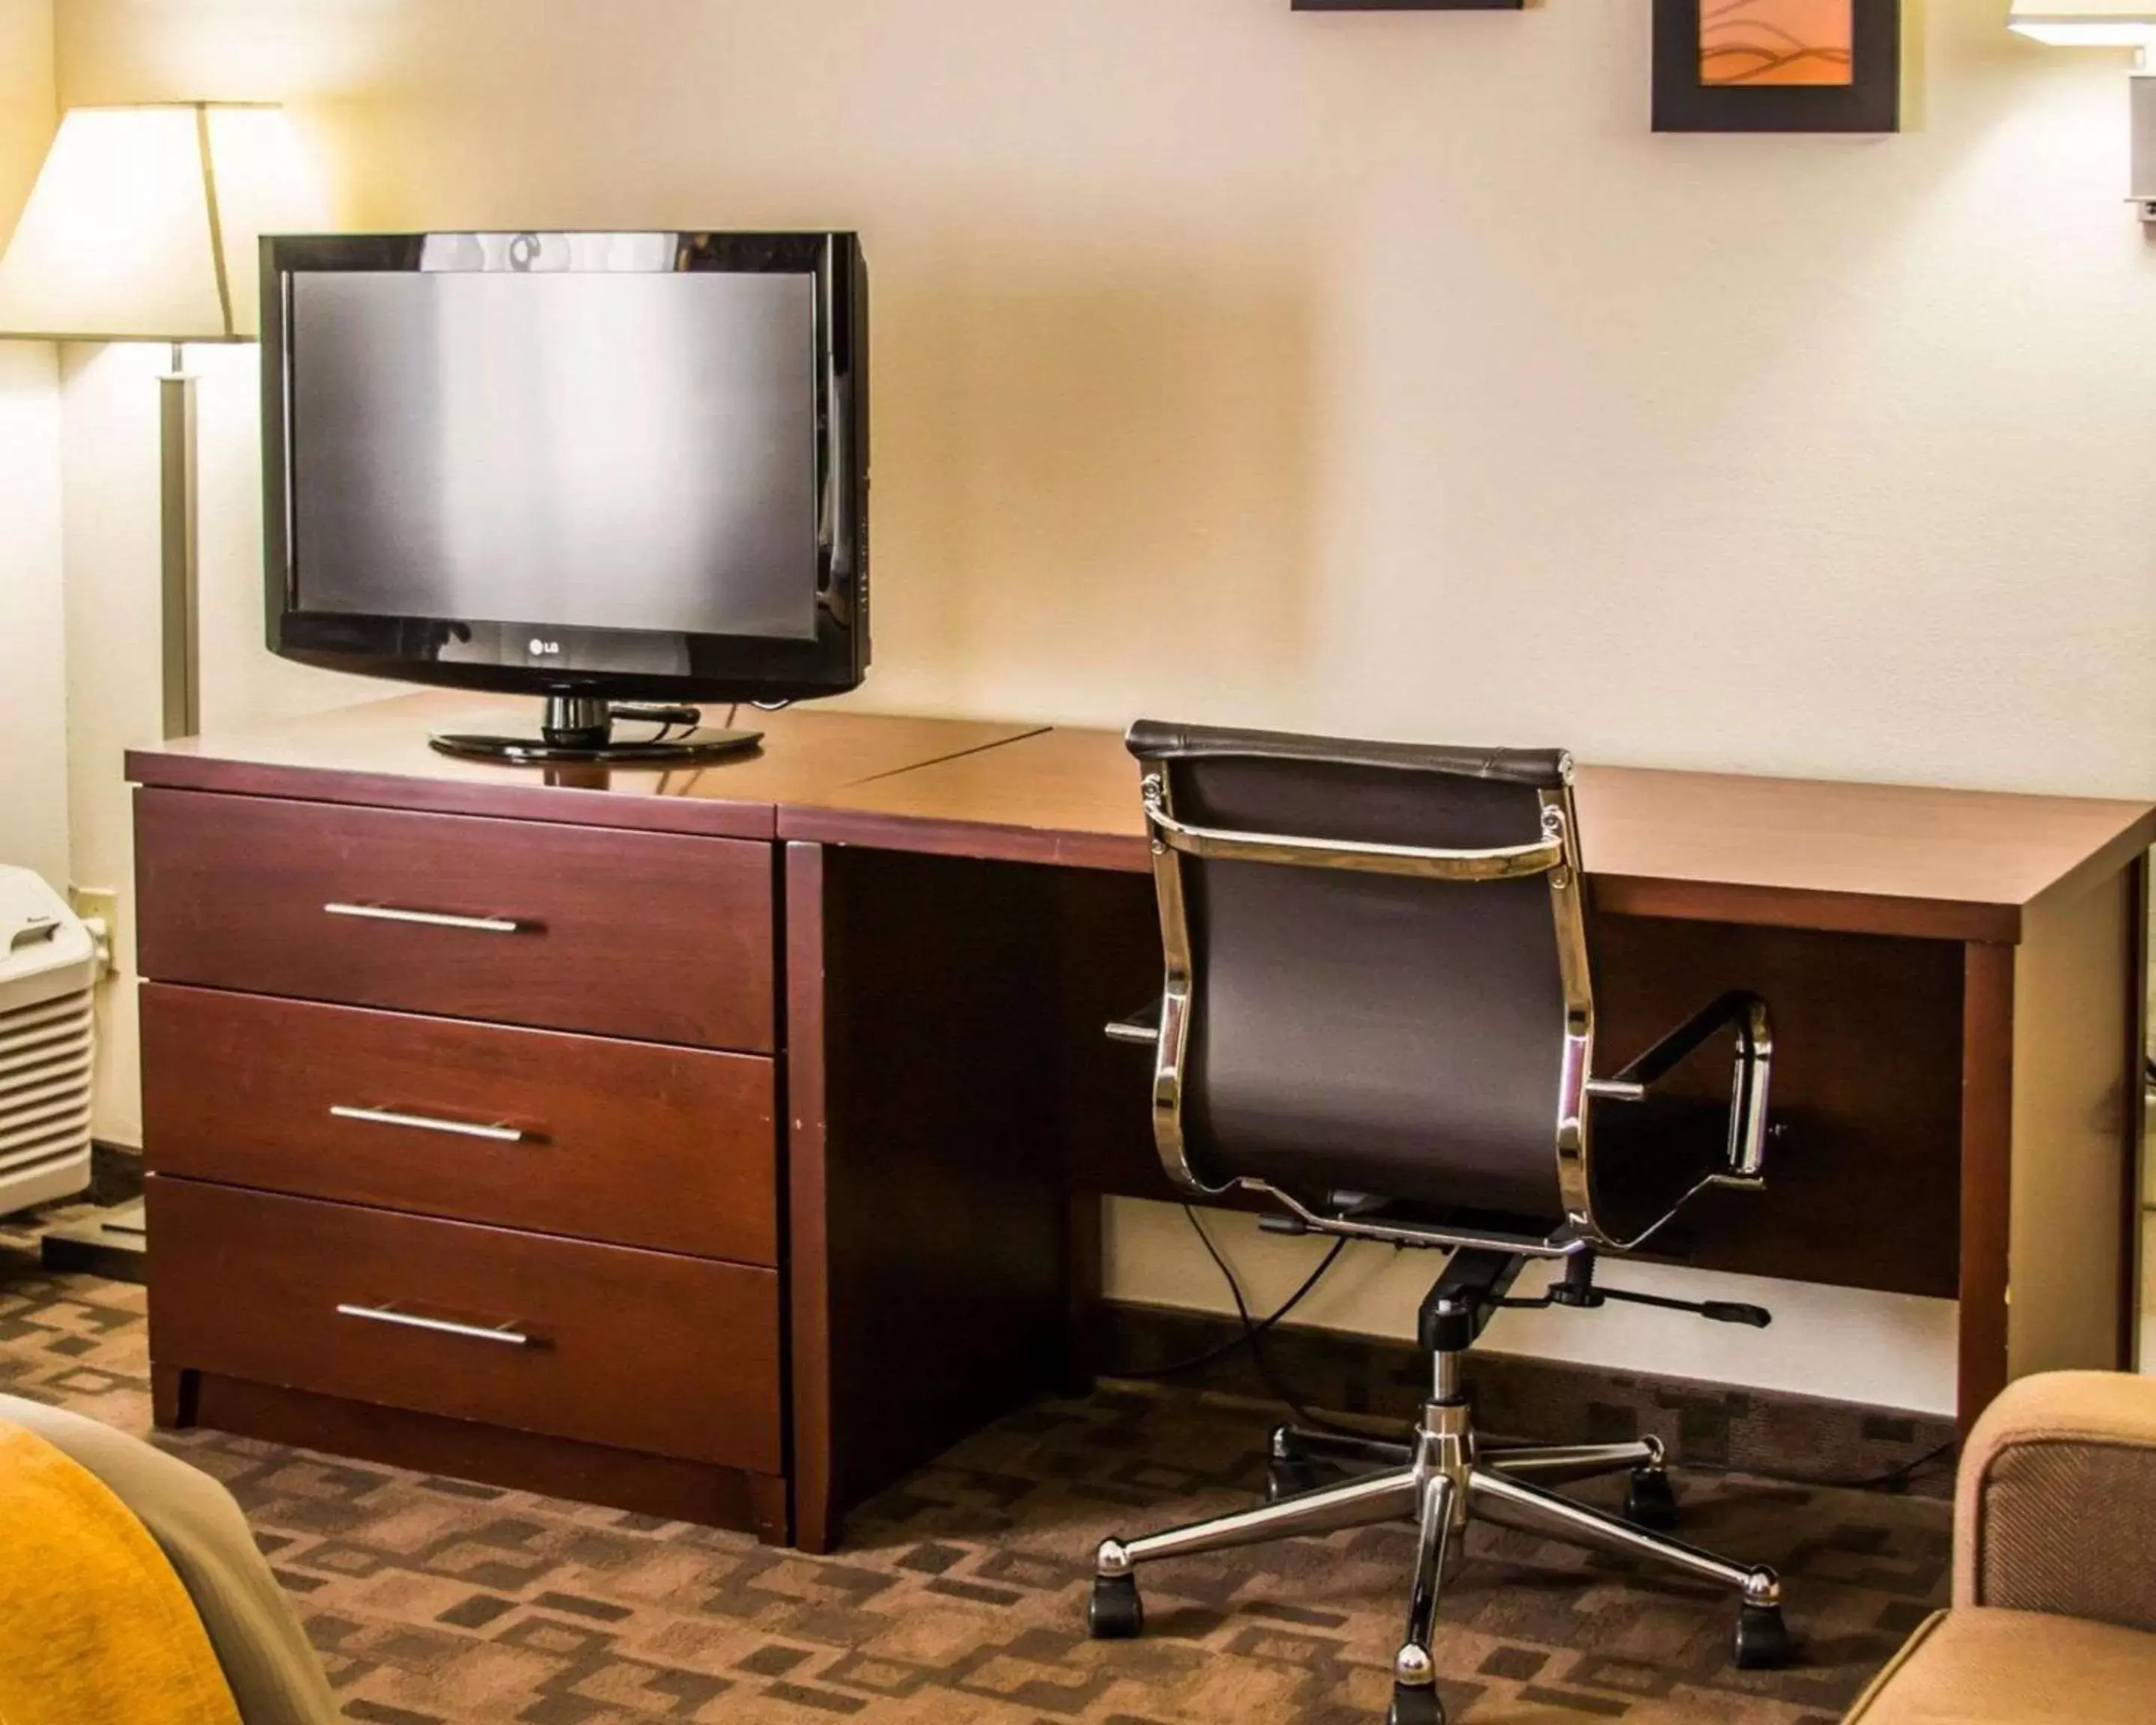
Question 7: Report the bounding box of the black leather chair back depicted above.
[1127,722,1579,1231]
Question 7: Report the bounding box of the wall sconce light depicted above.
[2009,2,2156,221]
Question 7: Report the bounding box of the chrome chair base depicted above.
[1090,1404,1790,1725]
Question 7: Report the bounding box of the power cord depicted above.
[1696,1438,1958,1496]
[607,702,701,744]
[1120,1208,1342,1378]
[1131,1214,1955,1489]
[608,701,761,742]
[1121,1207,1366,1435]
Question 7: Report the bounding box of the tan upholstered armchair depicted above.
[1846,1372,2156,1724]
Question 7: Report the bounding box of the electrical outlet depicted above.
[67,886,120,976]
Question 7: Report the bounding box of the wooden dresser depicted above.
[132,700,1038,1545]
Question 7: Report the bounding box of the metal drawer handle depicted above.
[329,1104,531,1143]
[335,1303,532,1347]
[323,902,526,934]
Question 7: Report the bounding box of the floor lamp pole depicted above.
[159,340,199,741]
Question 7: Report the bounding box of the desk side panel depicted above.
[785,844,834,1551]
[2006,866,2137,1381]
[1960,943,2014,1432]
[786,845,1071,1552]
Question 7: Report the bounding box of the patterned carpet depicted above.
[0,1238,1945,1724]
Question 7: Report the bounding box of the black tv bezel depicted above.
[262,230,868,705]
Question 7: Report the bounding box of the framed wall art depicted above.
[1654,0,1901,133]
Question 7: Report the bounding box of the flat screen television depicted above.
[261,230,868,764]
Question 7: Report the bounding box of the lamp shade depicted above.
[2009,1,2156,47]
[0,103,312,343]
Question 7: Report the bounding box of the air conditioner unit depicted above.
[0,868,96,1216]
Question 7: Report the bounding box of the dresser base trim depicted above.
[154,1366,791,1542]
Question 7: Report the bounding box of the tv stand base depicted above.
[430,694,763,765]
[430,728,764,766]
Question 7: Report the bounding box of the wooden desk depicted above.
[785,727,2155,1458]
[129,698,2153,1553]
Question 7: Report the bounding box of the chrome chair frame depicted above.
[1136,764,1774,1257]
[1091,755,1789,1725]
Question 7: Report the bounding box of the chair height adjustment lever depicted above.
[1500,1251,1771,1328]
[1593,1286,1773,1329]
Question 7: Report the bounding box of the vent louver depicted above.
[0,868,97,1217]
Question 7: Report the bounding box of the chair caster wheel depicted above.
[1264,1460,1318,1504]
[1734,1601,1792,1670]
[1386,1682,1446,1725]
[1088,1572,1143,1640]
[1624,1465,1678,1530]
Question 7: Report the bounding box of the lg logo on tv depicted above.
[528,639,561,657]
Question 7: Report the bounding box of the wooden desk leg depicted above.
[2122,853,2150,1372]
[1958,942,2015,1436]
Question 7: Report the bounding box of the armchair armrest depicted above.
[1955,1371,2156,1632]
[1587,990,1773,1181]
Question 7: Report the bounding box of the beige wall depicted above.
[54,0,2156,793]
[0,0,64,890]
[46,0,2156,1409]
[58,338,382,1144]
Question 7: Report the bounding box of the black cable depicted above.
[1842,1440,1958,1492]
[606,702,700,746]
[1774,1439,1957,1494]
[1127,1209,1380,1438]
[1119,1207,1345,1381]
[1687,1438,1957,1495]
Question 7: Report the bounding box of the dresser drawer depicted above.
[141,984,777,1263]
[148,1178,782,1473]
[135,788,774,1050]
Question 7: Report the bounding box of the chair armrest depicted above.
[1596,989,1767,1091]
[1955,1371,2156,1631]
[1589,990,1773,1181]
[1104,998,1163,1047]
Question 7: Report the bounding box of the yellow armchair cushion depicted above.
[1845,1607,2156,1724]
[0,1417,243,1725]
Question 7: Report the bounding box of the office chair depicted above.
[1090,722,1786,1725]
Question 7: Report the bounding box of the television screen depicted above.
[263,231,868,710]
[290,271,820,641]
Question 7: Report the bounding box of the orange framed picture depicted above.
[1654,0,1900,133]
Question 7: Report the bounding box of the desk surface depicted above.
[779,725,2155,943]
[127,693,1044,842]
[129,693,2155,944]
